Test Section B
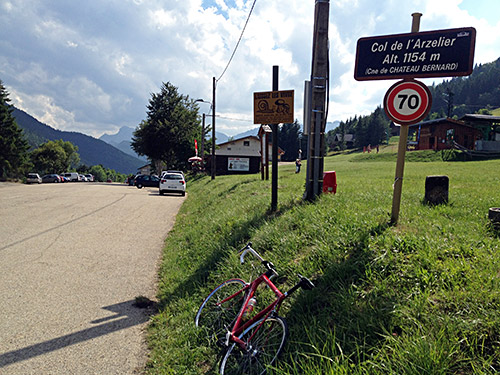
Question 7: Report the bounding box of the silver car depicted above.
[26,173,42,184]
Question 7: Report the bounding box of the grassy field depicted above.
[145,147,500,374]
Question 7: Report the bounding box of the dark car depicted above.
[42,174,61,183]
[134,174,160,189]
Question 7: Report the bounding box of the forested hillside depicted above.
[13,108,144,174]
[428,57,500,117]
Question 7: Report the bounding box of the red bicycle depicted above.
[195,243,315,375]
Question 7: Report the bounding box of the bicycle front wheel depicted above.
[195,278,246,344]
[219,316,288,375]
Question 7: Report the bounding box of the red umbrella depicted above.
[188,156,202,162]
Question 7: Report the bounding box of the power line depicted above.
[216,0,257,83]
[216,115,253,122]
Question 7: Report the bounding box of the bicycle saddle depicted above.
[298,274,315,290]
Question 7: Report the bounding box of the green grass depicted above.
[145,151,500,374]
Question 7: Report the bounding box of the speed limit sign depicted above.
[384,79,432,125]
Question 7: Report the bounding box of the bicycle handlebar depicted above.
[238,243,315,292]
[238,242,264,264]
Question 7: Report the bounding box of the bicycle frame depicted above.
[218,270,285,350]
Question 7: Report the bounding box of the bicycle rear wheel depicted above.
[195,278,246,344]
[219,316,288,375]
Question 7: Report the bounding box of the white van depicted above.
[63,172,79,182]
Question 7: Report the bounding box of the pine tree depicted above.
[131,82,200,170]
[0,80,29,179]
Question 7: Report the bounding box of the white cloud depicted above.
[0,0,498,138]
[149,9,177,29]
[11,91,77,132]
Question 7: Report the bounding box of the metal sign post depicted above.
[253,68,295,212]
[271,66,279,212]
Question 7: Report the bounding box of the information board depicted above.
[228,157,249,172]
[254,90,294,124]
[354,27,476,81]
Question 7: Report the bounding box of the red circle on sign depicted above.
[384,79,432,125]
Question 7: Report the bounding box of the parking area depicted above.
[0,182,185,374]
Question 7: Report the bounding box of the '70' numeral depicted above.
[397,94,420,110]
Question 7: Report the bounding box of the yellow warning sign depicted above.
[253,90,294,124]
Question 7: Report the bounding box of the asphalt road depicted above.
[0,182,185,374]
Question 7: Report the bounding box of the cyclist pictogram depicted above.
[275,99,291,114]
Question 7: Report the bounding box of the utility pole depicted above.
[211,76,216,180]
[305,0,330,201]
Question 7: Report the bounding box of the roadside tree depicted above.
[0,80,29,179]
[132,82,200,171]
[279,121,303,161]
[89,165,107,182]
[31,140,80,174]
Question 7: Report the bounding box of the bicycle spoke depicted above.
[220,316,288,375]
[195,279,246,344]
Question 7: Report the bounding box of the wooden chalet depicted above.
[408,115,500,152]
[210,135,284,175]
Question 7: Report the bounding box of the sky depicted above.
[0,0,499,138]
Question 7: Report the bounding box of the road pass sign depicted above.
[254,90,294,124]
[384,80,432,125]
[355,27,476,81]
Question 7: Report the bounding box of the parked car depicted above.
[63,172,79,182]
[84,174,94,182]
[134,174,160,189]
[42,174,61,183]
[159,173,186,196]
[79,174,87,182]
[161,170,185,179]
[26,173,42,184]
[126,176,135,186]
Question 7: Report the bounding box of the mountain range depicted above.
[99,126,148,162]
[99,121,340,153]
[13,105,341,174]
[13,108,145,174]
[99,126,231,153]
